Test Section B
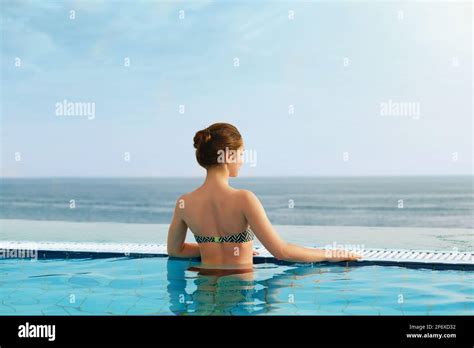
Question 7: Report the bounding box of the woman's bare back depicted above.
[179,186,254,267]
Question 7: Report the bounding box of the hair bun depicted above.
[193,129,212,149]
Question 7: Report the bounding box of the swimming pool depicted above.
[1,255,472,315]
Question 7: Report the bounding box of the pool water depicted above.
[1,256,472,315]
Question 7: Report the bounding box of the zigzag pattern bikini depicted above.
[194,227,254,244]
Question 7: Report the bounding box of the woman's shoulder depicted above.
[175,186,206,203]
[233,189,260,205]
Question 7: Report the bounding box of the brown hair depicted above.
[193,123,243,168]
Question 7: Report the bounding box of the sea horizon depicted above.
[1,176,472,229]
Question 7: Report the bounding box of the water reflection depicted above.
[166,258,352,315]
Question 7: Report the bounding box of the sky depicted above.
[0,0,472,177]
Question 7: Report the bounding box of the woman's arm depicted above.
[241,190,360,263]
[167,196,201,258]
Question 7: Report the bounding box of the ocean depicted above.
[0,176,472,228]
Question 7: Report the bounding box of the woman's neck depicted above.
[203,166,229,188]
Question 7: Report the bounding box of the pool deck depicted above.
[1,239,472,268]
[0,219,472,252]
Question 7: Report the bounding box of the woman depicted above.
[167,123,360,269]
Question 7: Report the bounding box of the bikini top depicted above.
[193,227,255,244]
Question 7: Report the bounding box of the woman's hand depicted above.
[325,250,362,262]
